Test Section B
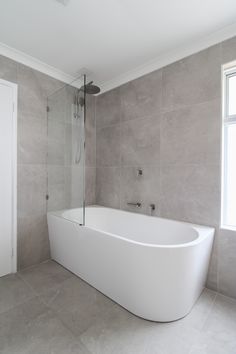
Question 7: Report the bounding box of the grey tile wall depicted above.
[120,114,161,166]
[17,63,63,269]
[95,36,236,300]
[96,167,121,209]
[162,45,221,111]
[47,84,75,213]
[0,54,96,270]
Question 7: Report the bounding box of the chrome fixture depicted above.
[80,81,101,95]
[73,79,100,164]
[74,80,100,116]
[149,204,156,211]
[127,202,142,208]
[137,168,143,177]
[77,81,101,108]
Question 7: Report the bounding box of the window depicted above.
[222,67,236,229]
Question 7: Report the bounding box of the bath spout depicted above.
[127,202,142,208]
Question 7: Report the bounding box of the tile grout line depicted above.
[17,272,41,298]
[17,258,51,273]
[0,274,40,317]
[95,97,220,130]
[18,271,93,354]
[215,290,236,304]
[188,290,218,354]
[29,276,94,353]
[0,294,37,317]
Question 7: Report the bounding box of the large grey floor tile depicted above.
[80,305,193,354]
[80,288,215,354]
[0,274,35,315]
[40,276,118,336]
[179,289,216,331]
[190,294,236,354]
[1,261,233,354]
[0,297,91,354]
[18,260,73,294]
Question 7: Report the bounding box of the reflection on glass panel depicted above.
[228,75,236,116]
[46,75,85,225]
[225,124,236,227]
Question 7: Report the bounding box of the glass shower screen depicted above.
[46,75,86,225]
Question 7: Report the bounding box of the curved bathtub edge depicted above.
[47,207,215,249]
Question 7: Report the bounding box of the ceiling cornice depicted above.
[0,41,77,84]
[100,21,236,93]
[1,21,236,92]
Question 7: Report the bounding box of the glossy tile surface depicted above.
[1,261,235,354]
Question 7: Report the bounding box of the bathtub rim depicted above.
[47,205,215,249]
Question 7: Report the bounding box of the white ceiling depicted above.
[0,0,236,91]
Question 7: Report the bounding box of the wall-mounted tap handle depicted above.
[137,168,143,176]
[127,202,142,208]
[150,204,156,211]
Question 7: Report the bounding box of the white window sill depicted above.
[220,225,236,232]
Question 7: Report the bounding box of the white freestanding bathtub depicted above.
[47,206,214,322]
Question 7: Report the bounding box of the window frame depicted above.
[221,65,236,230]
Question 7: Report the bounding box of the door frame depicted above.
[0,79,17,273]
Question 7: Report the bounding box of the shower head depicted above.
[80,81,101,95]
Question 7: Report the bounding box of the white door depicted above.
[0,79,17,277]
